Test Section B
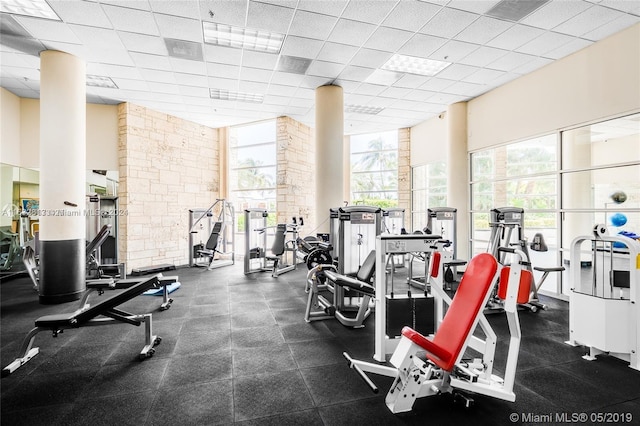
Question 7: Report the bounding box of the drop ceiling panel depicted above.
[403,89,438,102]
[392,73,431,89]
[328,19,377,47]
[299,75,333,89]
[281,36,324,59]
[465,67,506,84]
[486,24,546,50]
[239,66,273,83]
[582,14,639,41]
[447,0,501,15]
[436,63,481,81]
[442,80,485,97]
[516,31,576,56]
[521,0,592,30]
[364,27,413,53]
[179,85,209,98]
[154,14,203,43]
[458,45,508,67]
[49,1,112,28]
[131,52,172,70]
[419,7,479,39]
[247,1,294,33]
[296,0,347,16]
[600,0,640,14]
[208,76,238,90]
[455,16,513,44]
[149,0,201,19]
[238,80,269,94]
[511,56,553,74]
[174,72,208,87]
[429,39,480,62]
[268,83,299,96]
[70,25,126,50]
[242,51,279,70]
[288,10,337,39]
[397,33,447,58]
[102,4,159,36]
[99,1,152,12]
[486,51,536,72]
[379,86,412,99]
[419,77,456,92]
[85,48,135,66]
[333,79,360,93]
[338,65,374,82]
[341,0,399,25]
[207,62,240,79]
[382,0,441,32]
[356,82,387,96]
[553,4,624,38]
[317,42,359,64]
[15,16,81,44]
[203,45,242,65]
[543,38,592,60]
[349,48,393,68]
[170,57,206,75]
[118,32,168,55]
[201,0,247,26]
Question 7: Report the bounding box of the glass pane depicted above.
[233,145,276,166]
[506,134,557,176]
[470,150,494,181]
[230,120,276,147]
[412,165,426,189]
[231,167,276,190]
[562,113,640,169]
[412,189,426,212]
[412,212,426,232]
[351,130,398,153]
[505,176,557,209]
[471,182,494,211]
[352,171,397,192]
[351,151,398,173]
[562,165,640,210]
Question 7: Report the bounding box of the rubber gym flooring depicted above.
[1,263,640,425]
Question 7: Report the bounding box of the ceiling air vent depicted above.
[486,0,550,22]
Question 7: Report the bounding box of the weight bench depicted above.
[2,274,164,377]
[83,274,179,311]
[344,251,525,413]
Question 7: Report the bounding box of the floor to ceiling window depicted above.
[410,161,447,231]
[228,120,277,251]
[350,130,398,208]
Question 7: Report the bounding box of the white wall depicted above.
[410,114,447,166]
[0,88,21,166]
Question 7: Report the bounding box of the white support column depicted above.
[38,50,86,303]
[315,85,344,233]
[446,102,469,260]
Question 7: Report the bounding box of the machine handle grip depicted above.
[343,352,378,393]
[497,247,515,254]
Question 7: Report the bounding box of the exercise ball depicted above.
[610,213,628,227]
[610,191,627,204]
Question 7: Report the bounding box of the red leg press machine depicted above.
[344,249,528,413]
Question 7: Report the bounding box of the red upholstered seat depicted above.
[401,253,498,371]
[498,267,532,304]
[430,252,441,279]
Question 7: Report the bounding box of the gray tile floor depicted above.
[1,262,640,425]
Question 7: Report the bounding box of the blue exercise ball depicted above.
[610,213,627,227]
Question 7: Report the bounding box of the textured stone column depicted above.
[447,102,469,259]
[38,50,86,303]
[315,85,344,233]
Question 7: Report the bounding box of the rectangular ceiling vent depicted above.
[277,55,312,75]
[345,104,384,115]
[486,0,550,22]
[87,75,118,89]
[210,88,264,103]
[164,38,203,61]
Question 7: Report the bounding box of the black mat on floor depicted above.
[2,263,640,425]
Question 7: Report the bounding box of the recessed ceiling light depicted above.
[381,54,451,77]
[210,88,264,103]
[86,75,118,89]
[0,0,60,20]
[345,104,384,115]
[202,22,284,54]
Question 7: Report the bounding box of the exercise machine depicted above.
[382,208,405,235]
[344,249,526,413]
[86,195,122,270]
[566,229,640,370]
[189,199,235,269]
[244,209,298,277]
[2,274,165,377]
[86,224,126,279]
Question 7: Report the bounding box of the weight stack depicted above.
[386,293,434,338]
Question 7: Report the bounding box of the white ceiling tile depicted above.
[392,73,431,89]
[554,4,626,38]
[458,46,508,67]
[341,0,398,25]
[332,79,360,93]
[581,14,640,41]
[442,80,485,97]
[207,62,240,79]
[542,38,593,60]
[294,86,316,99]
[465,68,506,84]
[238,80,268,93]
[148,81,181,95]
[289,97,314,108]
[175,72,208,87]
[364,27,413,53]
[200,1,247,26]
[455,16,513,45]
[427,92,467,105]
[447,0,500,15]
[15,16,81,44]
[419,7,479,39]
[486,24,546,50]
[382,0,441,32]
[299,75,334,89]
[39,40,86,59]
[268,82,299,95]
[328,19,377,47]
[102,4,159,36]
[356,82,387,96]
[281,36,324,59]
[70,25,125,50]
[264,94,290,105]
[297,0,348,16]
[49,0,112,28]
[419,77,455,92]
[130,52,171,70]
[98,1,152,11]
[85,48,135,66]
[436,63,481,81]
[521,0,592,30]
[429,39,479,62]
[365,69,403,85]
[516,31,576,56]
[398,33,447,58]
[288,10,338,39]
[307,61,344,79]
[92,63,142,79]
[379,86,412,99]
[170,57,206,74]
[510,56,553,74]
[242,51,278,70]
[600,0,640,14]
[338,65,374,82]
[208,76,238,90]
[203,45,243,65]
[403,89,438,102]
[139,68,176,83]
[247,1,294,33]
[269,73,303,88]
[118,32,167,55]
[155,14,203,43]
[239,66,273,82]
[349,48,393,68]
[486,51,536,72]
[150,0,201,19]
[317,42,359,63]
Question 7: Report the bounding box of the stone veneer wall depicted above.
[117,103,219,272]
[397,127,411,216]
[276,116,316,234]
